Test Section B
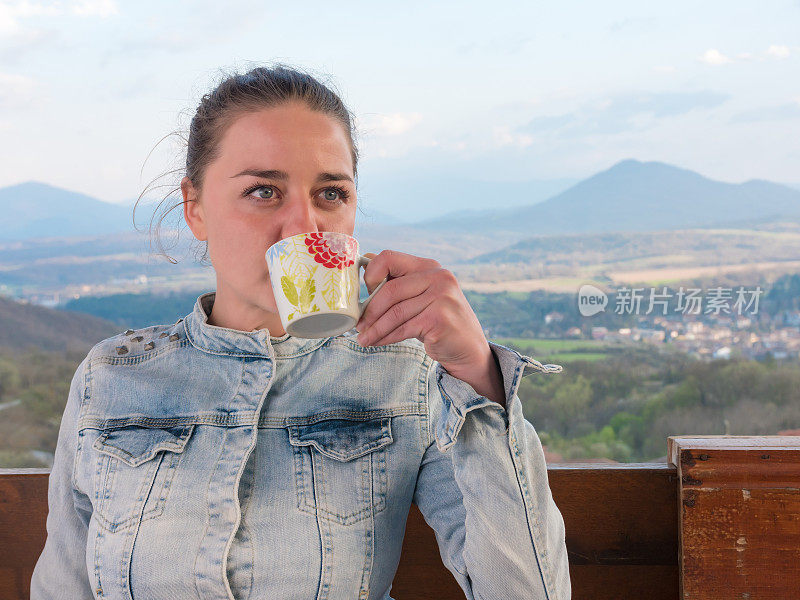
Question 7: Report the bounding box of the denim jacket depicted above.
[31,291,571,600]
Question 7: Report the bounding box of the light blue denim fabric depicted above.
[31,290,571,599]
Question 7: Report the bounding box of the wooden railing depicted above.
[1,436,798,599]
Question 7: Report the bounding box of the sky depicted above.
[1,0,799,211]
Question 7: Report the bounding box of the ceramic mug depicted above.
[265,231,388,338]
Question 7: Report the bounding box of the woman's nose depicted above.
[280,200,319,238]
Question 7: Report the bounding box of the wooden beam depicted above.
[2,464,679,600]
[0,469,49,600]
[393,463,678,599]
[669,436,800,600]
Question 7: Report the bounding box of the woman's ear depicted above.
[181,176,207,242]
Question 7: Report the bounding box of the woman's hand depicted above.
[356,250,506,407]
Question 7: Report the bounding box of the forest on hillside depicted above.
[2,340,799,467]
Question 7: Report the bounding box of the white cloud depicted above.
[492,125,533,148]
[356,112,423,136]
[0,71,37,108]
[766,44,790,59]
[0,0,117,35]
[0,1,59,36]
[698,48,732,65]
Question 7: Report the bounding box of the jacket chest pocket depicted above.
[91,424,194,533]
[288,417,393,526]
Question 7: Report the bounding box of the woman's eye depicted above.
[250,186,275,200]
[321,186,351,204]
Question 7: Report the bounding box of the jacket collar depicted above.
[183,291,332,358]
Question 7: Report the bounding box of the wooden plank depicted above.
[393,503,466,598]
[548,463,678,567]
[669,436,800,600]
[393,464,679,599]
[0,470,49,600]
[569,565,678,600]
[2,465,679,600]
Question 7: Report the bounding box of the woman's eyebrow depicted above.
[230,168,353,183]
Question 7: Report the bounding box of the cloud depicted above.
[0,1,60,36]
[698,44,792,67]
[104,0,265,58]
[698,48,732,65]
[0,71,38,109]
[0,0,117,33]
[0,0,116,61]
[517,90,729,138]
[492,126,533,149]
[653,65,677,73]
[730,102,800,123]
[766,44,790,59]
[71,0,118,17]
[607,16,660,34]
[356,112,423,136]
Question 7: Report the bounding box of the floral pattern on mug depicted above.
[266,232,360,321]
[304,232,358,269]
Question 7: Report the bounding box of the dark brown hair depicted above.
[134,62,361,264]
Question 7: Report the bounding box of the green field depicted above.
[492,338,610,362]
[543,352,608,363]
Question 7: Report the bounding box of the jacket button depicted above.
[144,341,155,351]
[169,333,180,341]
[124,329,135,335]
[116,345,129,355]
[159,332,168,338]
[132,335,144,342]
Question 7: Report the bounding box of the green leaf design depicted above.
[299,277,316,312]
[281,275,299,307]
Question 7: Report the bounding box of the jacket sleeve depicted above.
[30,353,94,599]
[412,341,571,600]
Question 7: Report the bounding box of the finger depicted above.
[361,252,379,292]
[359,288,436,346]
[366,304,436,347]
[362,249,440,292]
[357,268,436,331]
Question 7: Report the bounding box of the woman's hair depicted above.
[134,62,361,264]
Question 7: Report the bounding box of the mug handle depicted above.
[357,255,388,313]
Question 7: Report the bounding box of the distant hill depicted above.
[468,228,800,266]
[355,174,578,223]
[0,177,578,241]
[414,159,800,235]
[0,181,139,241]
[61,290,201,328]
[0,294,121,353]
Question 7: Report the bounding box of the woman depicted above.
[31,64,571,599]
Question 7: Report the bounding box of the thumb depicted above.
[363,252,378,260]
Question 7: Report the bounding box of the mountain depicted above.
[0,294,121,353]
[0,181,139,241]
[413,159,800,235]
[356,174,578,223]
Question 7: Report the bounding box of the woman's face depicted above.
[182,102,357,321]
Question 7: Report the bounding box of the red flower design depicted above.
[304,232,357,269]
